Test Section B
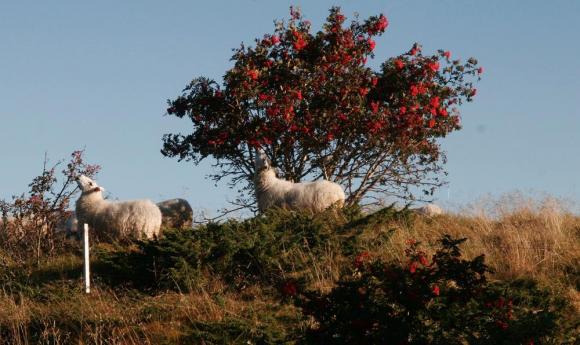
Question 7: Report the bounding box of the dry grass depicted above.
[361,196,580,309]
[286,243,346,293]
[255,195,579,305]
[0,278,299,344]
[0,194,578,343]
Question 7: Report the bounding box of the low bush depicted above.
[0,150,99,264]
[93,205,411,292]
[297,236,577,344]
[184,317,293,345]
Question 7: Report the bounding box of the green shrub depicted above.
[93,206,408,292]
[93,231,204,291]
[184,317,294,345]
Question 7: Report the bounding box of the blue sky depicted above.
[1,1,579,214]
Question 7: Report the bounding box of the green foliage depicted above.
[93,206,407,292]
[184,317,294,345]
[94,209,323,291]
[93,232,204,291]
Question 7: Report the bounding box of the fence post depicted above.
[83,223,90,294]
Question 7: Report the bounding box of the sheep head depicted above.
[76,175,104,194]
[254,148,271,172]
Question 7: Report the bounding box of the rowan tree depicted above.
[162,7,481,208]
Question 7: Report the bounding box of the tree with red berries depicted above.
[162,7,481,208]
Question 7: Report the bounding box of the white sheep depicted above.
[412,204,443,217]
[254,149,345,213]
[75,175,162,240]
[157,198,193,229]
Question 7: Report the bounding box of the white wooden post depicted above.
[83,223,90,293]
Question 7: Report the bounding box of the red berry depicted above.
[428,61,440,72]
[367,38,376,51]
[394,59,405,70]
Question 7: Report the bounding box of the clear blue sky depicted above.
[1,1,579,214]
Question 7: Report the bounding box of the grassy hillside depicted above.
[0,199,578,344]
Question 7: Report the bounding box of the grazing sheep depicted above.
[254,149,345,213]
[75,175,162,240]
[157,198,193,229]
[412,204,443,217]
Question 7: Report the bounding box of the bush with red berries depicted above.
[0,150,100,263]
[162,6,481,208]
[297,236,573,344]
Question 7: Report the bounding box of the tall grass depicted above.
[380,196,579,301]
